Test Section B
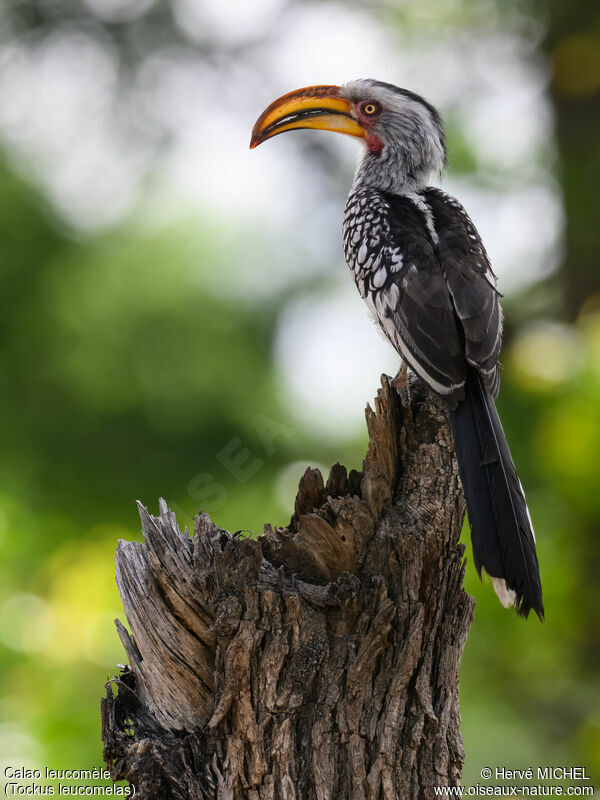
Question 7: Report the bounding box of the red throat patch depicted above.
[366,133,384,154]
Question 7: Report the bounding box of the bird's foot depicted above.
[392,363,411,408]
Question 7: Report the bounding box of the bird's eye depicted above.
[360,101,381,116]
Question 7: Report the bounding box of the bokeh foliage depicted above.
[0,0,598,793]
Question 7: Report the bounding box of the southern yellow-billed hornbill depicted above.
[251,79,543,619]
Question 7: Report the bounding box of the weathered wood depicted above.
[102,376,474,799]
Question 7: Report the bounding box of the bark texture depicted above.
[102,377,474,800]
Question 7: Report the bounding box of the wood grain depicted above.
[101,376,474,799]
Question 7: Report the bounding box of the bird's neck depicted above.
[352,150,427,196]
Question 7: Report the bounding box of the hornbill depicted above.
[250,79,543,619]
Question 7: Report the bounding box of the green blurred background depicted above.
[0,0,599,793]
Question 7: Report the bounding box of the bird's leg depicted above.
[392,361,411,407]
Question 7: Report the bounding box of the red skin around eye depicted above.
[355,105,385,154]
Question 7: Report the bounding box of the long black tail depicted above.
[449,369,544,619]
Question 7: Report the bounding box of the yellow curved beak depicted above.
[250,85,365,149]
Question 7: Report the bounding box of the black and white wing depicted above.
[343,188,467,406]
[423,187,502,397]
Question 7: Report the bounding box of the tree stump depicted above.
[101,376,474,800]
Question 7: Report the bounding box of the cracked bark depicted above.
[101,376,474,800]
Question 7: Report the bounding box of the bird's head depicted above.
[251,79,447,192]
